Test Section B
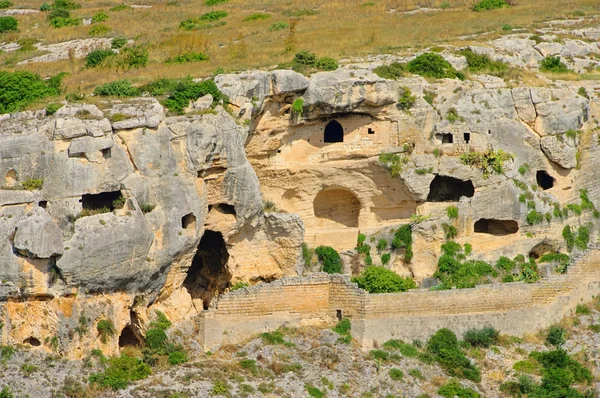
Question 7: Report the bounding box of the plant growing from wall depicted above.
[391,225,412,261]
[446,206,458,219]
[315,246,342,274]
[97,320,116,344]
[291,97,303,116]
[351,266,416,293]
[397,86,416,112]
[442,223,457,239]
[460,150,514,179]
[379,153,406,177]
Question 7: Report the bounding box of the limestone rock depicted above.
[108,98,165,130]
[540,135,578,169]
[14,207,63,258]
[53,117,112,139]
[271,70,309,95]
[303,69,397,117]
[215,71,272,108]
[68,136,113,162]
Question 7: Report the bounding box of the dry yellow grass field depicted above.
[2,0,600,94]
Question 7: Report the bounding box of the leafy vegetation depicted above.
[459,48,508,75]
[85,49,115,68]
[373,62,405,80]
[351,266,416,293]
[94,80,140,97]
[546,325,566,347]
[0,71,64,114]
[397,86,416,112]
[0,16,17,33]
[166,52,209,64]
[96,319,116,344]
[290,50,338,74]
[460,150,514,179]
[391,224,413,261]
[447,206,459,219]
[438,380,480,397]
[89,355,152,390]
[540,56,569,73]
[463,327,499,347]
[407,53,464,80]
[21,179,44,191]
[315,246,342,274]
[472,0,509,11]
[427,328,481,381]
[291,97,303,116]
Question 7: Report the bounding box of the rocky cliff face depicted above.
[1,31,600,358]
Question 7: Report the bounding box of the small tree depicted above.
[315,246,342,274]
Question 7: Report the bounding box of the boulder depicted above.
[14,207,63,258]
[108,98,165,130]
[270,70,309,95]
[540,135,578,169]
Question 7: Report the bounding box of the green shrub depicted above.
[91,12,108,23]
[332,317,351,335]
[315,56,338,71]
[85,49,115,67]
[373,62,405,80]
[205,0,227,5]
[110,4,131,11]
[89,354,151,390]
[111,37,128,49]
[239,358,258,375]
[428,329,481,382]
[389,368,404,381]
[162,78,227,114]
[575,304,591,315]
[376,239,387,251]
[442,223,457,239]
[438,380,480,398]
[546,325,566,347]
[118,45,148,68]
[459,48,508,74]
[94,80,140,97]
[540,56,569,73]
[398,86,416,111]
[200,10,228,21]
[89,24,110,36]
[145,328,168,351]
[446,206,458,219]
[472,0,508,11]
[513,359,541,374]
[382,339,419,357]
[381,253,390,265]
[260,330,294,347]
[575,226,589,251]
[391,224,413,261]
[230,282,248,291]
[369,349,389,361]
[351,266,416,293]
[168,349,188,365]
[0,387,13,398]
[463,327,499,347]
[0,16,17,33]
[530,348,592,397]
[305,384,324,398]
[0,0,13,9]
[460,150,514,179]
[97,319,116,344]
[46,103,61,115]
[526,210,544,225]
[407,53,463,79]
[291,97,303,115]
[166,52,209,63]
[578,87,589,99]
[269,22,288,31]
[315,246,342,274]
[52,0,80,10]
[563,225,575,252]
[22,178,43,190]
[243,13,270,21]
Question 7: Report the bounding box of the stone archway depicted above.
[4,169,17,187]
[324,120,344,143]
[313,188,360,228]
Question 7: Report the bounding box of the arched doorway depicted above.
[324,120,344,143]
[313,188,360,227]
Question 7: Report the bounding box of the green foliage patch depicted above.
[540,56,569,73]
[0,71,64,114]
[472,0,509,11]
[428,329,481,381]
[315,246,342,274]
[0,16,17,33]
[166,52,209,64]
[407,53,464,80]
[351,266,416,293]
[460,150,514,179]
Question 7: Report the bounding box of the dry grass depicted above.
[1,0,599,95]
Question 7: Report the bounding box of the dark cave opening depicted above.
[427,175,475,202]
[183,230,231,310]
[474,219,519,236]
[536,170,555,190]
[80,191,123,211]
[181,213,196,230]
[118,325,142,348]
[324,120,344,143]
[24,337,41,347]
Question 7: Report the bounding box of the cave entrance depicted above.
[474,219,519,235]
[118,325,142,348]
[313,188,360,228]
[80,191,123,211]
[427,175,475,202]
[4,169,17,187]
[529,242,555,259]
[24,337,41,347]
[536,170,555,190]
[183,230,231,310]
[324,120,344,143]
[182,213,196,230]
